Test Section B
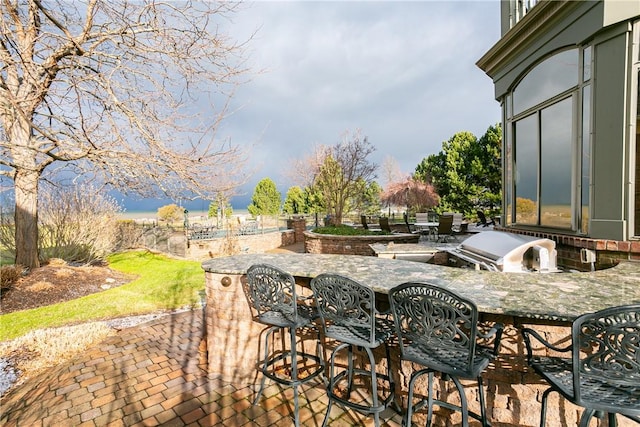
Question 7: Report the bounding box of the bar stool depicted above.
[243,263,324,427]
[310,273,397,427]
[389,282,503,427]
[522,304,640,427]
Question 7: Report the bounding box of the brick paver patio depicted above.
[1,309,402,426]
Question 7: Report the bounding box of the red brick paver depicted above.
[1,309,402,426]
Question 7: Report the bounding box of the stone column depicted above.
[286,217,307,243]
[205,272,262,383]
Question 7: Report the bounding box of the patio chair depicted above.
[403,212,415,233]
[476,211,495,227]
[379,216,392,233]
[361,215,381,231]
[435,214,456,242]
[389,282,503,427]
[310,273,397,427]
[243,264,325,427]
[522,304,640,427]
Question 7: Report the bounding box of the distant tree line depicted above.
[236,124,502,221]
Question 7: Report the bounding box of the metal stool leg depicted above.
[539,387,555,427]
[477,376,489,427]
[322,342,348,427]
[289,326,300,427]
[427,371,435,426]
[254,326,278,405]
[451,376,469,427]
[362,346,381,427]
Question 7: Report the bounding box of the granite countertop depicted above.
[202,254,640,322]
[369,243,440,255]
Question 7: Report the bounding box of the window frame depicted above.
[504,46,591,233]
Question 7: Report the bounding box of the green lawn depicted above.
[0,251,205,342]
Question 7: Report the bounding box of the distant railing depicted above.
[508,0,539,29]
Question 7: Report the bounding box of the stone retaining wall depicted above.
[187,230,295,259]
[303,231,420,256]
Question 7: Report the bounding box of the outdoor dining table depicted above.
[201,253,640,426]
[414,221,439,239]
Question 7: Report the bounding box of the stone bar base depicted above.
[205,271,636,426]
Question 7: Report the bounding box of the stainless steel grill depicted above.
[446,231,558,273]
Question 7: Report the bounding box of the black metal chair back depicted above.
[523,304,640,426]
[245,263,300,326]
[311,273,379,347]
[437,214,454,242]
[361,215,369,230]
[573,304,640,408]
[389,282,503,427]
[390,282,485,375]
[379,216,392,233]
[244,264,324,427]
[310,273,397,426]
[476,210,495,227]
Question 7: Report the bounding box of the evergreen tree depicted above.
[415,124,501,217]
[248,178,282,216]
[283,186,307,214]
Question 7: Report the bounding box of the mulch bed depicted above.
[1,263,134,314]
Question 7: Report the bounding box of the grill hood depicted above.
[447,231,558,273]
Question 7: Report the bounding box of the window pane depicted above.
[513,49,579,115]
[515,114,538,225]
[540,97,573,228]
[505,119,513,224]
[582,85,591,233]
[583,45,592,81]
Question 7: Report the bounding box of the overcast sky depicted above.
[134,0,503,212]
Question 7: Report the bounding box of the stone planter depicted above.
[303,230,420,256]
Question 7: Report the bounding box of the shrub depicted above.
[311,225,390,236]
[157,204,184,223]
[0,265,22,292]
[38,183,123,264]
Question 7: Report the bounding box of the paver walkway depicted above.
[1,308,402,426]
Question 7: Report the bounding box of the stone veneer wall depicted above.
[496,226,640,270]
[187,230,295,259]
[303,231,420,256]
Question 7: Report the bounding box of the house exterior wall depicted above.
[478,1,639,252]
[591,25,630,239]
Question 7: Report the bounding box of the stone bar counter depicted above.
[202,254,640,426]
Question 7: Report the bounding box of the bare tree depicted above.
[314,129,377,225]
[286,143,330,188]
[380,155,404,189]
[0,1,252,268]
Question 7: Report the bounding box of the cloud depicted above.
[131,1,503,211]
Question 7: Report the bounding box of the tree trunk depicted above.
[14,169,40,269]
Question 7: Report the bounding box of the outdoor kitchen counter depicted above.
[201,253,640,322]
[202,254,640,425]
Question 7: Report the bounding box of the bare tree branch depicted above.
[1,0,254,268]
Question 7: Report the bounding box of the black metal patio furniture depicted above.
[435,214,456,242]
[389,282,504,427]
[310,273,397,427]
[476,210,495,227]
[243,263,325,427]
[522,304,640,427]
[379,216,392,233]
[361,215,381,231]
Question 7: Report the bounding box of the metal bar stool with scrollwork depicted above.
[243,264,325,427]
[310,273,398,427]
[389,282,503,427]
[522,304,640,427]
